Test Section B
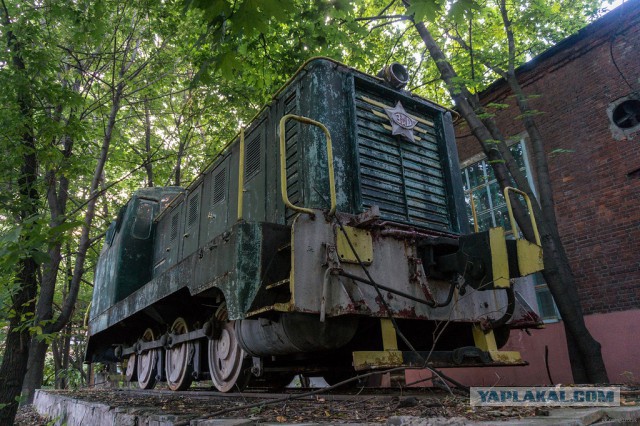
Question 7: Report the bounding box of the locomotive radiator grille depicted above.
[355,89,452,232]
[284,90,301,222]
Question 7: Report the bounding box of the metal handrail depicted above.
[279,114,336,216]
[237,128,245,221]
[503,186,541,245]
[469,192,479,233]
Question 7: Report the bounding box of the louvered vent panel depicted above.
[170,214,179,242]
[245,137,261,179]
[188,194,199,227]
[355,86,451,232]
[213,169,226,204]
[284,90,300,221]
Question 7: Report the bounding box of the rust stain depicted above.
[509,310,543,328]
[374,295,389,315]
[395,306,417,318]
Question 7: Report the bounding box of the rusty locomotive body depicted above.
[86,58,544,391]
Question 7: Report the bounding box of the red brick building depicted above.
[423,0,640,386]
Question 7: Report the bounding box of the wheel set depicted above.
[124,307,252,392]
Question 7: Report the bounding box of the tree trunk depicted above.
[21,15,146,404]
[22,166,69,403]
[21,339,48,405]
[411,19,608,383]
[61,322,72,389]
[496,0,607,382]
[0,259,38,423]
[143,96,154,187]
[0,3,41,422]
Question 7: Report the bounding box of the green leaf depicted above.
[486,102,510,110]
[48,220,83,238]
[408,0,443,22]
[0,226,22,245]
[31,250,51,266]
[516,110,546,119]
[448,0,481,23]
[549,148,574,157]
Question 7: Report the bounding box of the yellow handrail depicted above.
[469,192,479,233]
[84,301,92,327]
[237,128,245,221]
[279,114,336,216]
[503,186,541,245]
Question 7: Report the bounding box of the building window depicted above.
[460,141,559,322]
[534,273,561,321]
[461,141,533,232]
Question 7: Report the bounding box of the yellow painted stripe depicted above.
[489,227,510,288]
[371,109,387,119]
[237,128,245,221]
[489,351,523,363]
[352,350,404,371]
[380,318,398,350]
[473,325,498,352]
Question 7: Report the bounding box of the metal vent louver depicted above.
[213,169,226,204]
[170,214,179,242]
[188,194,199,227]
[355,84,451,231]
[245,137,261,179]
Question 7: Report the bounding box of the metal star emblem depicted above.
[384,101,418,142]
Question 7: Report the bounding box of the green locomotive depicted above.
[86,58,544,391]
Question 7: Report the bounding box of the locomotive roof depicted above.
[155,57,454,218]
[187,57,451,189]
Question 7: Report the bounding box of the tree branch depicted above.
[355,14,411,22]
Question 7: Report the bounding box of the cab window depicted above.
[131,200,155,239]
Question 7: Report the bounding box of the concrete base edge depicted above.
[32,389,640,426]
[33,389,191,426]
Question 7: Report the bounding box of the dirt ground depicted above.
[16,387,543,425]
[15,406,48,426]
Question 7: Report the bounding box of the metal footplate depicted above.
[352,318,526,371]
[352,347,526,371]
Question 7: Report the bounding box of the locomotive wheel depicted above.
[137,328,159,389]
[124,353,137,382]
[208,305,251,392]
[165,317,194,391]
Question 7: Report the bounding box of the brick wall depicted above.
[455,1,640,315]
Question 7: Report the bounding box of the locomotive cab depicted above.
[89,188,183,328]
